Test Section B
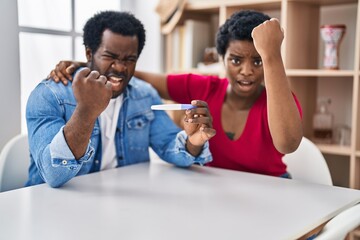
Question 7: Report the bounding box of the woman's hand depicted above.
[251,18,283,60]
[47,60,86,85]
[183,100,216,156]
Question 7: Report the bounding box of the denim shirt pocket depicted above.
[127,110,154,129]
[126,110,154,152]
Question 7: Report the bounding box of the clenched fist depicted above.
[72,67,113,120]
[251,18,284,59]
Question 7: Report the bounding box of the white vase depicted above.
[320,24,346,70]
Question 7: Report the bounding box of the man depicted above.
[26,11,215,188]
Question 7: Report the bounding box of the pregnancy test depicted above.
[151,104,196,111]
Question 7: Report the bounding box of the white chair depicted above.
[0,134,29,192]
[284,137,360,239]
[282,137,333,186]
[315,203,360,240]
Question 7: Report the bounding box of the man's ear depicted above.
[85,47,92,61]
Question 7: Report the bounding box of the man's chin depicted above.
[111,89,124,98]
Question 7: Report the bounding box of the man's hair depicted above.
[83,10,146,56]
[216,10,270,57]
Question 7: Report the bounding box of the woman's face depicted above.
[224,40,264,98]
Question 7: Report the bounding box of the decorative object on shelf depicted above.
[320,24,346,70]
[333,124,351,146]
[202,47,218,65]
[313,98,333,144]
[156,0,187,34]
[194,47,221,74]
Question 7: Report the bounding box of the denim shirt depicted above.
[26,74,212,188]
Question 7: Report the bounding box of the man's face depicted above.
[86,29,139,98]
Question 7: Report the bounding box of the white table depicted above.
[1,162,360,240]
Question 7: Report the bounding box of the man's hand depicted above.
[183,100,216,156]
[72,68,112,120]
[47,61,86,85]
[251,18,284,59]
[63,68,112,160]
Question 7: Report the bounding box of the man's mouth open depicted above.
[107,76,124,87]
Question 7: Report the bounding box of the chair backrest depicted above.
[315,203,360,240]
[282,137,333,186]
[0,134,29,192]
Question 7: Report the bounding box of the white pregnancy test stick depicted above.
[151,104,196,111]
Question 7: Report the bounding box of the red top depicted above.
[167,74,302,176]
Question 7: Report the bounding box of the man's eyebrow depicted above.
[103,50,118,57]
[103,50,138,59]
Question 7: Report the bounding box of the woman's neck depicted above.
[225,85,264,111]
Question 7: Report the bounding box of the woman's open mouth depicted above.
[237,80,254,86]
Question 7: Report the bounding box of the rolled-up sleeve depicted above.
[50,126,94,168]
[175,130,212,165]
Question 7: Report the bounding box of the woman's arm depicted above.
[134,71,170,100]
[252,19,303,154]
[48,61,172,100]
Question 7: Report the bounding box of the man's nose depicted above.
[111,59,127,71]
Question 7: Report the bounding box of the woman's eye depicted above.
[254,59,263,66]
[231,58,240,65]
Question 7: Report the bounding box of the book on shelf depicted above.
[169,19,211,71]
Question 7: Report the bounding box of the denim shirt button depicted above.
[95,160,100,164]
[62,160,67,165]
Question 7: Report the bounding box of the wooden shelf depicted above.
[286,69,355,77]
[162,0,360,189]
[185,0,358,10]
[186,0,282,11]
[288,0,357,5]
[316,144,352,156]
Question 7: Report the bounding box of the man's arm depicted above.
[27,68,112,187]
[64,68,112,158]
[26,84,91,188]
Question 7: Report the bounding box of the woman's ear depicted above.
[221,55,225,66]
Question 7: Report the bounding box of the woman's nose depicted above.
[239,62,253,76]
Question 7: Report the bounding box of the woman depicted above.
[49,10,303,178]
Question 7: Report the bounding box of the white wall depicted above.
[0,0,162,153]
[0,0,21,150]
[124,0,164,73]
